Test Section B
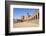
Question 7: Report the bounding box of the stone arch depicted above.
[34,16,35,19]
[38,13,39,19]
[36,15,37,19]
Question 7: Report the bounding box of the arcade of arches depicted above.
[21,12,39,21]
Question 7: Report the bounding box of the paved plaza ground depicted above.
[13,20,39,28]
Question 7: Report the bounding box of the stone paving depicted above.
[13,20,39,28]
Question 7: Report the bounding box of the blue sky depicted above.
[13,8,39,19]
